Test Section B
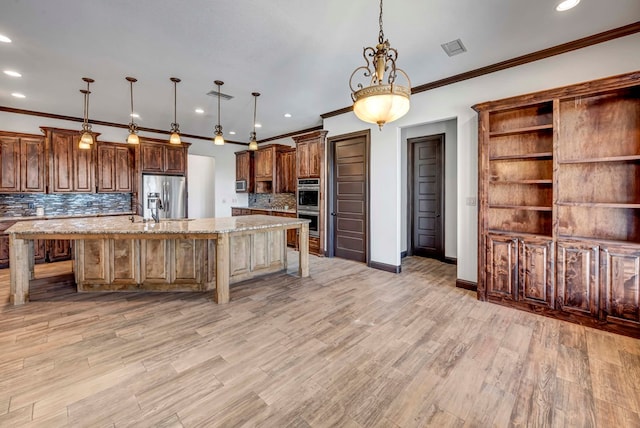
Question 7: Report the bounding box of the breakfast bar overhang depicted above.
[6,215,310,305]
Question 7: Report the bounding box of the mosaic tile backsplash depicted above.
[248,193,296,210]
[0,193,134,217]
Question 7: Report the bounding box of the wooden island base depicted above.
[7,215,310,304]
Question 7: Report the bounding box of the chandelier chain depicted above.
[378,0,384,44]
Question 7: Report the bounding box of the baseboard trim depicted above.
[369,261,401,274]
[444,257,457,265]
[400,251,407,259]
[456,279,477,292]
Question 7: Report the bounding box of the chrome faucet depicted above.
[147,192,164,223]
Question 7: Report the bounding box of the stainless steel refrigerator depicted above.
[142,174,187,220]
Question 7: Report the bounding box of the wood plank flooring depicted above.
[0,254,639,427]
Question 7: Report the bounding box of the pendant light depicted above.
[213,80,225,145]
[78,77,94,150]
[349,0,411,130]
[126,76,139,145]
[169,77,181,145]
[248,92,260,151]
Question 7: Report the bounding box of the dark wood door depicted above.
[73,137,94,192]
[164,145,186,174]
[0,136,20,192]
[409,135,444,259]
[557,241,599,317]
[486,234,518,301]
[141,144,164,173]
[48,239,72,262]
[519,237,554,309]
[297,141,309,178]
[97,144,116,192]
[51,133,74,192]
[601,245,640,327]
[255,147,274,180]
[115,146,133,192]
[332,136,367,263]
[309,140,320,178]
[21,137,45,192]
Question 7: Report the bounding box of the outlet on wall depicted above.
[466,197,477,206]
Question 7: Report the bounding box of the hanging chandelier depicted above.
[78,77,94,150]
[349,0,411,130]
[169,77,181,145]
[213,80,225,146]
[248,92,260,151]
[125,76,139,145]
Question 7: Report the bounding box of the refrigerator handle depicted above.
[164,181,170,217]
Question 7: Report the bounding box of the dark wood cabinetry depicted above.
[252,144,295,193]
[0,133,45,193]
[97,142,134,192]
[295,132,323,179]
[1,220,69,267]
[44,128,95,193]
[140,140,187,175]
[276,149,296,193]
[475,71,640,337]
[235,151,254,193]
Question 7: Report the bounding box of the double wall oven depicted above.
[297,178,319,237]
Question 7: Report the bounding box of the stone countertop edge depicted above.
[0,212,136,223]
[5,214,310,236]
[231,206,298,214]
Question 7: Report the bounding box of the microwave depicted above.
[235,180,247,192]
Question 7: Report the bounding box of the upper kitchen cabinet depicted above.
[0,132,45,193]
[293,130,327,179]
[43,127,95,193]
[235,150,254,193]
[276,148,296,193]
[140,139,188,175]
[254,144,295,193]
[97,142,134,192]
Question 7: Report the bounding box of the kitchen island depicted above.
[6,215,309,305]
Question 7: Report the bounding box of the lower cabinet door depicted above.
[557,241,599,317]
[486,234,519,301]
[519,237,555,308]
[48,239,72,262]
[34,239,46,264]
[601,245,640,327]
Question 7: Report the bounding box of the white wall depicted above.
[400,118,457,259]
[323,33,640,281]
[187,154,215,218]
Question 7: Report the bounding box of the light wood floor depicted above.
[1,254,639,427]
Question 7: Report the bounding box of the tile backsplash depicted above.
[0,193,134,217]
[248,193,296,210]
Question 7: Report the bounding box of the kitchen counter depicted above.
[0,211,135,223]
[7,215,310,305]
[231,206,297,215]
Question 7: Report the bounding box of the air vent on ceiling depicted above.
[441,39,467,57]
[206,89,234,100]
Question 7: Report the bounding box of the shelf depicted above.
[556,202,640,209]
[489,205,552,211]
[490,179,552,184]
[557,235,640,247]
[489,124,553,137]
[488,229,553,239]
[489,152,552,161]
[558,155,640,164]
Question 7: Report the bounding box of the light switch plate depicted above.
[466,197,477,206]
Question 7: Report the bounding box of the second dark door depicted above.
[409,134,444,259]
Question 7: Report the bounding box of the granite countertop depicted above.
[231,206,297,214]
[0,211,135,223]
[6,214,309,236]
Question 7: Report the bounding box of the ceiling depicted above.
[1,0,639,145]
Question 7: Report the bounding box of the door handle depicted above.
[331,212,337,216]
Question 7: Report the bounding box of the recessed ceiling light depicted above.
[195,108,204,114]
[556,0,580,11]
[284,113,292,118]
[229,131,236,135]
[255,123,262,128]
[11,92,25,98]
[0,34,11,43]
[130,113,140,118]
[4,70,22,77]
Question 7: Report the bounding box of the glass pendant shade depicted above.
[248,138,258,151]
[214,133,225,146]
[80,131,94,146]
[352,85,410,128]
[169,132,181,145]
[127,132,139,145]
